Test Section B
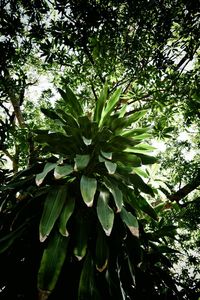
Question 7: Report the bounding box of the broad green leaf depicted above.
[128,174,154,196]
[39,186,67,242]
[59,195,75,236]
[54,164,73,179]
[103,177,123,212]
[100,87,122,126]
[41,108,64,124]
[137,196,157,220]
[80,175,97,207]
[37,231,69,295]
[137,154,157,165]
[120,207,139,237]
[95,228,109,272]
[94,82,108,123]
[36,162,57,186]
[58,87,83,117]
[100,150,112,160]
[74,154,90,171]
[125,144,156,154]
[97,191,114,236]
[105,161,117,174]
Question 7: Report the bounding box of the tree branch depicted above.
[168,171,200,203]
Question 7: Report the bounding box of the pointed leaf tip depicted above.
[80,175,97,207]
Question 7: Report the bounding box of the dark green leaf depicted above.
[37,231,69,294]
[97,190,114,236]
[39,186,67,242]
[59,195,75,237]
[80,175,97,207]
[120,207,139,237]
[36,162,57,186]
[58,87,83,117]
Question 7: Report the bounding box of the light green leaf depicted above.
[37,231,68,294]
[133,167,149,178]
[136,195,157,220]
[39,186,67,242]
[120,207,139,237]
[105,161,117,174]
[119,104,127,117]
[80,175,97,207]
[97,191,114,236]
[74,154,90,171]
[59,195,75,237]
[54,164,73,179]
[36,163,57,186]
[103,178,123,212]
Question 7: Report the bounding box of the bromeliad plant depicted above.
[0,84,179,299]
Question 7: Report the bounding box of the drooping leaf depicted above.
[100,150,112,160]
[59,195,75,237]
[94,82,108,123]
[105,161,117,174]
[95,228,109,272]
[54,164,73,179]
[37,231,69,296]
[135,195,157,220]
[128,174,154,196]
[137,154,158,165]
[120,207,139,237]
[74,154,90,171]
[58,87,83,117]
[39,186,67,242]
[97,190,114,236]
[82,136,92,145]
[73,213,91,260]
[103,177,123,212]
[36,162,57,186]
[80,175,97,207]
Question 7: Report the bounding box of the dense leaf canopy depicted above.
[0,1,200,299]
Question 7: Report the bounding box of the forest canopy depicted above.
[0,1,200,299]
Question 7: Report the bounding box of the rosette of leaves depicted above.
[0,85,179,300]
